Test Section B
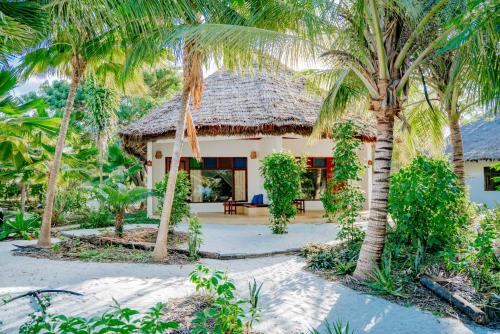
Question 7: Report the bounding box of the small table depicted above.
[293,199,305,213]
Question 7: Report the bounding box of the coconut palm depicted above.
[120,0,326,261]
[288,0,457,279]
[19,0,143,247]
[0,1,45,68]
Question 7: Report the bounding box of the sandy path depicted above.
[0,239,493,334]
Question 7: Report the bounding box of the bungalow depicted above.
[119,67,376,217]
[447,117,500,208]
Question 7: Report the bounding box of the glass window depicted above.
[301,169,327,200]
[312,158,327,168]
[203,158,217,169]
[484,167,500,191]
[234,158,247,169]
[191,170,233,202]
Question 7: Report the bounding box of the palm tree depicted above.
[291,0,456,279]
[19,0,139,247]
[122,0,325,261]
[92,183,148,237]
[83,76,119,184]
[0,1,45,68]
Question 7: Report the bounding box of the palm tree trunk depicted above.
[115,211,124,237]
[19,183,27,214]
[37,56,85,247]
[447,110,465,185]
[353,111,395,280]
[152,88,189,261]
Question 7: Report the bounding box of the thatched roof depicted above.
[119,67,376,159]
[446,116,500,161]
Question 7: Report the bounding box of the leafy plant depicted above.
[154,170,190,231]
[260,151,306,234]
[321,121,365,243]
[304,242,360,275]
[188,216,203,260]
[362,256,406,298]
[189,264,262,334]
[0,211,40,240]
[388,156,469,251]
[92,183,149,237]
[79,208,114,229]
[53,185,89,225]
[19,301,178,333]
[308,319,354,334]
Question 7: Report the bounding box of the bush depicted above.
[80,208,114,229]
[0,211,40,240]
[154,170,190,231]
[53,186,89,225]
[260,151,305,234]
[444,207,500,292]
[188,216,203,260]
[303,242,361,275]
[321,121,364,243]
[189,264,262,333]
[388,156,469,251]
[20,301,178,333]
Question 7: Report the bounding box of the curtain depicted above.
[234,170,246,201]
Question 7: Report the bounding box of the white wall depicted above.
[147,135,373,214]
[465,160,500,208]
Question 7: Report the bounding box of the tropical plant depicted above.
[301,0,465,279]
[79,208,114,229]
[187,216,203,260]
[0,211,40,240]
[19,0,141,247]
[134,0,325,261]
[92,183,149,237]
[154,170,191,232]
[362,256,406,298]
[308,320,354,334]
[0,1,45,68]
[321,121,365,243]
[19,301,178,334]
[388,156,469,251]
[260,152,306,234]
[82,77,119,184]
[189,264,262,333]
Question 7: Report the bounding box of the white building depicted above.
[120,67,376,216]
[450,117,500,208]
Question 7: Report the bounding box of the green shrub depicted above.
[53,186,89,225]
[0,211,40,240]
[303,242,361,275]
[20,301,178,333]
[444,208,500,292]
[321,121,365,243]
[388,156,469,251]
[189,264,262,333]
[154,170,190,231]
[80,208,114,229]
[188,216,203,260]
[260,151,305,234]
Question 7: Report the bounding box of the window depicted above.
[301,168,327,200]
[167,157,247,203]
[299,157,332,200]
[484,167,500,191]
